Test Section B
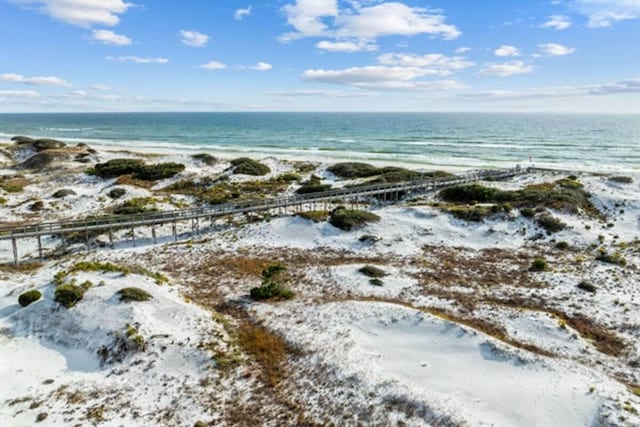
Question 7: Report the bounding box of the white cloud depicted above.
[334,2,461,40]
[539,43,576,56]
[66,90,88,97]
[200,61,227,70]
[571,0,640,27]
[377,53,474,75]
[541,15,572,30]
[179,30,209,47]
[282,0,338,39]
[0,90,41,98]
[477,61,534,77]
[234,6,252,20]
[12,0,131,27]
[459,77,640,99]
[105,56,169,64]
[91,29,132,46]
[281,1,460,41]
[91,84,111,91]
[302,66,464,90]
[0,72,72,87]
[249,62,272,71]
[265,89,376,98]
[316,40,377,52]
[455,46,471,53]
[494,45,520,57]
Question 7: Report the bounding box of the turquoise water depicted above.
[0,113,638,172]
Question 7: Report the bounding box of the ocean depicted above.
[0,112,638,172]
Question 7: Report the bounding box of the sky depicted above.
[0,0,639,113]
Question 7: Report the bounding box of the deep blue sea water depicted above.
[1,113,638,172]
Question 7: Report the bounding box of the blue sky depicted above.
[1,0,639,112]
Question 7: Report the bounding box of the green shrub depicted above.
[536,214,566,233]
[273,173,301,182]
[69,261,130,275]
[250,262,294,300]
[33,138,65,151]
[297,210,329,223]
[359,265,387,278]
[113,197,157,215]
[327,162,380,178]
[370,278,384,286]
[231,157,270,176]
[107,188,126,199]
[447,205,492,222]
[520,207,535,218]
[54,284,86,308]
[608,176,632,184]
[0,182,24,193]
[134,162,185,180]
[191,153,217,165]
[296,174,331,194]
[577,280,596,293]
[18,289,42,307]
[555,241,570,250]
[529,259,549,272]
[94,159,145,178]
[329,208,381,231]
[52,189,76,198]
[262,263,287,280]
[359,234,381,243]
[118,287,153,302]
[595,251,626,266]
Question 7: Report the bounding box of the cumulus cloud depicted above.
[0,90,41,98]
[302,66,464,90]
[477,61,534,77]
[494,45,520,57]
[234,5,252,20]
[459,77,640,99]
[541,15,572,30]
[105,56,169,64]
[377,53,474,75]
[455,46,471,53]
[12,0,132,27]
[316,40,377,52]
[248,62,272,71]
[570,0,640,27]
[200,61,227,70]
[0,72,72,87]
[281,0,460,41]
[180,30,209,47]
[539,43,576,56]
[91,29,132,46]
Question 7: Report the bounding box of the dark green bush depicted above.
[370,278,384,286]
[359,234,381,243]
[536,214,566,233]
[329,208,381,231]
[118,287,153,302]
[231,158,270,176]
[18,289,42,307]
[595,251,626,266]
[113,197,156,215]
[52,189,76,198]
[134,162,185,180]
[107,188,126,199]
[94,159,145,178]
[296,175,332,194]
[520,207,535,218]
[273,173,301,182]
[448,206,492,222]
[608,176,632,184]
[54,284,86,308]
[262,263,287,280]
[577,280,596,293]
[529,259,549,272]
[327,162,380,178]
[191,153,217,165]
[250,280,294,300]
[555,241,570,250]
[359,265,387,278]
[296,210,329,223]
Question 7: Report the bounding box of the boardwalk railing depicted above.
[0,166,530,263]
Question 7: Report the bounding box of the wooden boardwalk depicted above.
[0,166,531,263]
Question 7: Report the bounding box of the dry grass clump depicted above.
[237,322,289,387]
[296,210,329,223]
[0,262,42,273]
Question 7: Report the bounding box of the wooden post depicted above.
[172,221,177,242]
[85,229,90,252]
[152,226,157,244]
[131,227,136,247]
[37,236,43,261]
[12,237,18,266]
[109,229,114,248]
